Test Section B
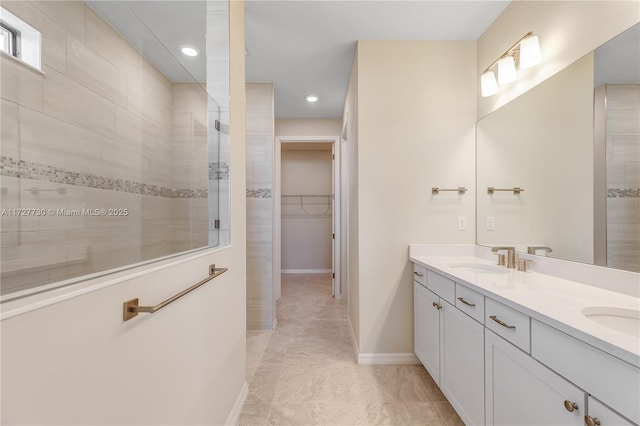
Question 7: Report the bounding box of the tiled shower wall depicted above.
[606,83,640,272]
[246,82,274,330]
[0,1,210,293]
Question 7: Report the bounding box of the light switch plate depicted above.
[457,216,466,231]
[486,216,495,231]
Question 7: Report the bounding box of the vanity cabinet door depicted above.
[586,396,635,426]
[441,300,485,426]
[414,281,441,385]
[486,330,585,426]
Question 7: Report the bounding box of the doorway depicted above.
[274,136,341,303]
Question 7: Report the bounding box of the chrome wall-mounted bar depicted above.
[487,187,524,194]
[122,265,228,321]
[432,187,467,194]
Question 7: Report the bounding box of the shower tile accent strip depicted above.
[0,156,209,199]
[246,188,271,198]
[608,188,640,198]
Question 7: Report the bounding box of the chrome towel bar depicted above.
[123,265,228,321]
[432,187,467,194]
[487,187,524,194]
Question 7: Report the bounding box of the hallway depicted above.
[239,274,463,425]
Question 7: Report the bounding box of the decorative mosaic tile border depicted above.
[608,188,640,198]
[0,156,209,199]
[247,188,271,198]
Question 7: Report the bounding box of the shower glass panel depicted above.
[0,0,226,298]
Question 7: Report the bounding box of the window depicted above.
[0,22,17,57]
[0,7,41,70]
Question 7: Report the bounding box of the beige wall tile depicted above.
[84,188,141,229]
[30,1,85,40]
[43,66,115,139]
[19,180,87,232]
[1,0,68,72]
[101,139,142,182]
[84,4,142,80]
[1,99,20,159]
[19,105,104,174]
[607,84,639,110]
[66,35,128,108]
[607,198,640,224]
[0,56,43,111]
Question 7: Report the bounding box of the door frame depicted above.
[274,135,342,300]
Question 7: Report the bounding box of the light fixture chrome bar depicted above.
[487,187,524,194]
[482,31,534,74]
[432,187,467,194]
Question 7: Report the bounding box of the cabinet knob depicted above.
[432,301,442,310]
[564,400,579,412]
[584,416,601,426]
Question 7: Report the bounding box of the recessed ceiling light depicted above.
[181,46,199,57]
[305,94,319,103]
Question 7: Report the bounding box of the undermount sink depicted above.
[448,263,509,274]
[582,307,640,337]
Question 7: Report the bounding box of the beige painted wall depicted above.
[354,41,477,354]
[478,1,640,118]
[477,53,594,264]
[281,150,333,271]
[276,118,341,137]
[0,1,247,424]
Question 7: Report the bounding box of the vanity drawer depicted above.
[413,264,426,287]
[531,319,640,425]
[485,298,530,353]
[427,270,455,304]
[455,283,484,324]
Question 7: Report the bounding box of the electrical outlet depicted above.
[457,216,466,231]
[486,216,495,231]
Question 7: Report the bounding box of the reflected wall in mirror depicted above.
[0,0,229,298]
[477,22,639,273]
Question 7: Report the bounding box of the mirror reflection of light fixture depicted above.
[481,32,542,97]
[305,94,319,103]
[481,71,498,97]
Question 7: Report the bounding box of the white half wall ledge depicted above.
[224,381,248,426]
[357,353,421,366]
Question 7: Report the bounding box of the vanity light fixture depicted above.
[180,45,199,57]
[481,31,542,97]
[305,94,319,103]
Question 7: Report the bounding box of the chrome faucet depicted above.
[527,246,552,255]
[491,246,517,269]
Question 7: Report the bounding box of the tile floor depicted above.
[239,273,464,426]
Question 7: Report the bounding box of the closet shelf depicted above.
[281,194,332,218]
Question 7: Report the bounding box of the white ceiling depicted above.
[90,1,511,117]
[245,1,510,118]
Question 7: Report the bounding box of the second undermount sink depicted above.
[582,307,640,337]
[448,263,509,274]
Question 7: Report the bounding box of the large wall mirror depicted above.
[0,0,229,299]
[477,22,639,273]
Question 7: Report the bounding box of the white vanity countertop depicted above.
[410,254,640,368]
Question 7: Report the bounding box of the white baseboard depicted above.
[282,269,332,274]
[225,381,248,426]
[357,352,421,365]
[273,317,278,330]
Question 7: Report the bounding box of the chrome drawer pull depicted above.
[457,297,476,307]
[414,271,424,277]
[490,315,516,329]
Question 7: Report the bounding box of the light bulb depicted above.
[481,71,498,97]
[498,56,517,85]
[519,35,541,69]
